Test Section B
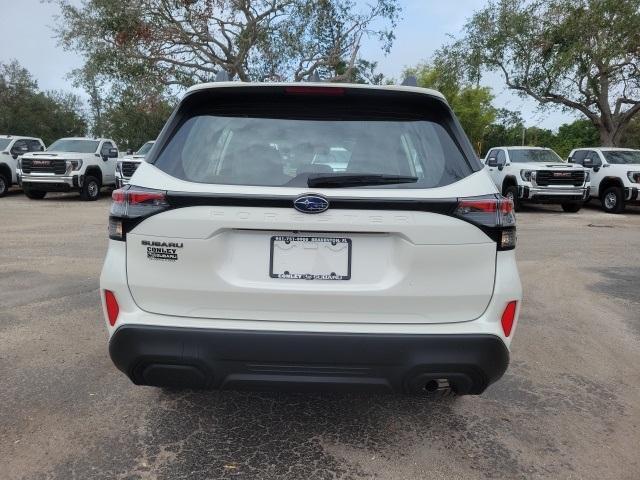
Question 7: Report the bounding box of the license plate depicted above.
[270,235,351,280]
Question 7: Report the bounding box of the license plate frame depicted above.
[269,235,352,280]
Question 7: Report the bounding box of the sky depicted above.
[0,0,577,130]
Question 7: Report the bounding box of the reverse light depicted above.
[104,290,120,326]
[109,186,170,240]
[501,301,518,337]
[627,171,640,183]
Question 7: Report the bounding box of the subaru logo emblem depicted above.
[293,194,329,214]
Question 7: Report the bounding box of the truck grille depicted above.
[121,161,140,178]
[21,158,67,175]
[536,170,585,187]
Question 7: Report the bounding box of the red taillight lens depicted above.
[284,86,345,96]
[501,301,517,337]
[104,290,119,326]
[454,196,516,250]
[109,186,170,240]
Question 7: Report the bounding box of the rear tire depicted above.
[601,186,625,214]
[561,202,582,213]
[0,172,9,197]
[80,175,101,201]
[504,185,520,211]
[23,185,46,199]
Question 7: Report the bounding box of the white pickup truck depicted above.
[567,147,640,213]
[115,140,155,188]
[0,135,46,197]
[18,137,118,200]
[484,146,590,212]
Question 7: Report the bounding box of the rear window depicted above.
[152,89,478,188]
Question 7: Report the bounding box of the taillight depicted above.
[104,290,120,326]
[501,300,518,337]
[108,186,170,240]
[454,195,516,250]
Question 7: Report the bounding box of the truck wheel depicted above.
[601,186,625,214]
[561,202,582,213]
[504,185,520,211]
[80,176,101,201]
[0,172,8,197]
[23,185,46,199]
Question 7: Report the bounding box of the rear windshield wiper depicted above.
[307,174,418,188]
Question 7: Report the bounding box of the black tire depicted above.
[504,185,520,211]
[23,184,47,199]
[561,202,582,213]
[601,186,625,214]
[80,175,101,201]
[0,172,9,197]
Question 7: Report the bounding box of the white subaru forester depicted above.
[100,82,522,396]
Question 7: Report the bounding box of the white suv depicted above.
[100,82,522,396]
[19,137,119,200]
[115,140,155,188]
[484,146,589,212]
[568,148,640,213]
[0,135,45,197]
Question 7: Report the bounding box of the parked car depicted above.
[115,140,155,188]
[0,135,45,197]
[568,147,640,213]
[484,146,589,212]
[18,137,118,200]
[100,82,522,396]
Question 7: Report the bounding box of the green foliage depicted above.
[55,0,400,87]
[553,119,600,158]
[102,88,174,151]
[460,0,640,146]
[0,61,87,145]
[406,62,496,152]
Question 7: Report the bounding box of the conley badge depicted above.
[141,240,183,261]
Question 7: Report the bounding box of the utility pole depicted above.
[521,127,526,146]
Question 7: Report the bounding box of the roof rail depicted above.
[401,76,418,87]
[215,70,230,82]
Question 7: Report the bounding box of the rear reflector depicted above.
[104,290,120,326]
[501,301,517,337]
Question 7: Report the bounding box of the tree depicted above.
[102,87,174,151]
[407,62,497,153]
[0,60,87,145]
[460,0,640,146]
[552,119,599,157]
[55,0,400,88]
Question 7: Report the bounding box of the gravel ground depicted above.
[1,189,639,480]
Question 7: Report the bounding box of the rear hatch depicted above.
[119,85,507,324]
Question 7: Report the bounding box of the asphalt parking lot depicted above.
[1,189,639,480]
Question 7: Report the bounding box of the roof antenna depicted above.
[401,76,418,87]
[308,71,321,83]
[215,70,230,82]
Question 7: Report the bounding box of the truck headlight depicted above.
[520,170,535,182]
[627,171,640,183]
[67,159,83,171]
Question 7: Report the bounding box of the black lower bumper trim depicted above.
[109,326,509,395]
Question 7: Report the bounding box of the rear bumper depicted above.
[109,325,509,395]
